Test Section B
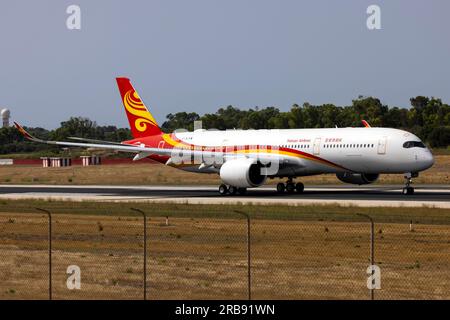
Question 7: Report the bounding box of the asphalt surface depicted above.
[0,184,448,207]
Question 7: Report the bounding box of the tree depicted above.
[161,112,200,132]
[51,117,98,140]
[2,94,450,156]
[427,126,450,148]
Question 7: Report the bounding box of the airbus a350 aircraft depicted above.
[15,78,434,195]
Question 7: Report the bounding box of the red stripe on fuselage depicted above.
[122,133,351,171]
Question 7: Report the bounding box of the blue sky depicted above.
[1,1,449,128]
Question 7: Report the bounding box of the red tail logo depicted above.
[116,77,162,138]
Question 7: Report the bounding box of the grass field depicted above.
[0,155,449,185]
[1,212,449,300]
[0,190,449,299]
[1,198,450,224]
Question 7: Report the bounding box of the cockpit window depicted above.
[403,141,426,148]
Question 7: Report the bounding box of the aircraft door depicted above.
[313,138,321,155]
[377,137,387,154]
[158,140,165,149]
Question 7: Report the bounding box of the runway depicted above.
[0,184,449,208]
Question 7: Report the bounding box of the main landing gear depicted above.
[276,178,304,194]
[402,172,418,195]
[218,184,247,196]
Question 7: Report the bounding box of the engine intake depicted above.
[220,158,267,188]
[336,172,379,185]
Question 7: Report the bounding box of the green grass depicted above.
[432,147,450,155]
[0,199,450,225]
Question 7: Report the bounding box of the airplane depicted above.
[14,77,435,196]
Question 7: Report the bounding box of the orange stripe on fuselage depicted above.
[156,134,350,171]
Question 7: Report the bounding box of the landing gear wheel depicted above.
[228,186,238,195]
[237,187,247,195]
[276,183,285,194]
[402,187,414,195]
[286,182,295,193]
[219,184,228,195]
[295,182,304,193]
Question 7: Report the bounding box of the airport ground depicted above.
[1,207,449,299]
[0,155,449,300]
[0,181,449,300]
[0,155,449,186]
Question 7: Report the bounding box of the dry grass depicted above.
[0,213,449,300]
[1,198,450,225]
[0,155,449,185]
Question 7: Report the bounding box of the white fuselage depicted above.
[173,127,434,176]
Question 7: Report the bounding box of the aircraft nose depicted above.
[418,149,434,170]
[425,150,435,167]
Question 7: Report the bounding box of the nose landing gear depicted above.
[402,172,418,195]
[276,178,304,194]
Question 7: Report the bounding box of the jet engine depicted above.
[220,158,267,188]
[336,172,379,185]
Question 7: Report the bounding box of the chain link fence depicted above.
[0,210,449,300]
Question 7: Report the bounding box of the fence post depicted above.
[131,208,147,300]
[357,213,375,300]
[234,210,251,300]
[35,208,52,300]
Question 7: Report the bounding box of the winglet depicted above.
[14,122,40,141]
[361,120,371,128]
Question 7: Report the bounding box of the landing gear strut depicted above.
[402,172,417,195]
[277,179,304,194]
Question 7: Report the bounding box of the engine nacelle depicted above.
[336,172,379,185]
[220,158,267,188]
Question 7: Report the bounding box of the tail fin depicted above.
[116,77,162,138]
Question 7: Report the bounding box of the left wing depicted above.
[67,137,125,146]
[15,122,304,167]
[14,122,173,156]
